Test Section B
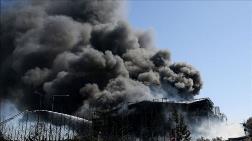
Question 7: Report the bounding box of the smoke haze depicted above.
[0,0,202,114]
[193,121,245,139]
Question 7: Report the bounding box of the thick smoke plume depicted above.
[0,0,203,114]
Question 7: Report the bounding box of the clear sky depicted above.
[128,1,252,122]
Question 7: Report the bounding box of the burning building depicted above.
[0,0,230,140]
[0,98,226,141]
[92,98,226,140]
[0,0,203,116]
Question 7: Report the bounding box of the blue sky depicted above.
[128,1,252,122]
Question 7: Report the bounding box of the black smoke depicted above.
[0,0,203,114]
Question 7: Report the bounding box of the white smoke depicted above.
[193,121,245,140]
[0,100,20,122]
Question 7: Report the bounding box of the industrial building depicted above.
[92,98,226,140]
[0,98,226,140]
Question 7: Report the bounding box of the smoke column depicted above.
[0,0,203,115]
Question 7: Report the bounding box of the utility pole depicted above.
[0,99,2,123]
[34,91,43,109]
[52,95,69,111]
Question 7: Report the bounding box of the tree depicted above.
[0,131,6,141]
[212,137,223,141]
[171,110,191,141]
[243,117,252,136]
[196,137,210,141]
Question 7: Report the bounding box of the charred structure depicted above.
[0,98,226,141]
[93,98,226,140]
[0,0,231,140]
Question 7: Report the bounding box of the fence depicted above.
[0,110,91,141]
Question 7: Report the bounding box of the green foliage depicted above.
[171,110,191,141]
[244,117,252,136]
